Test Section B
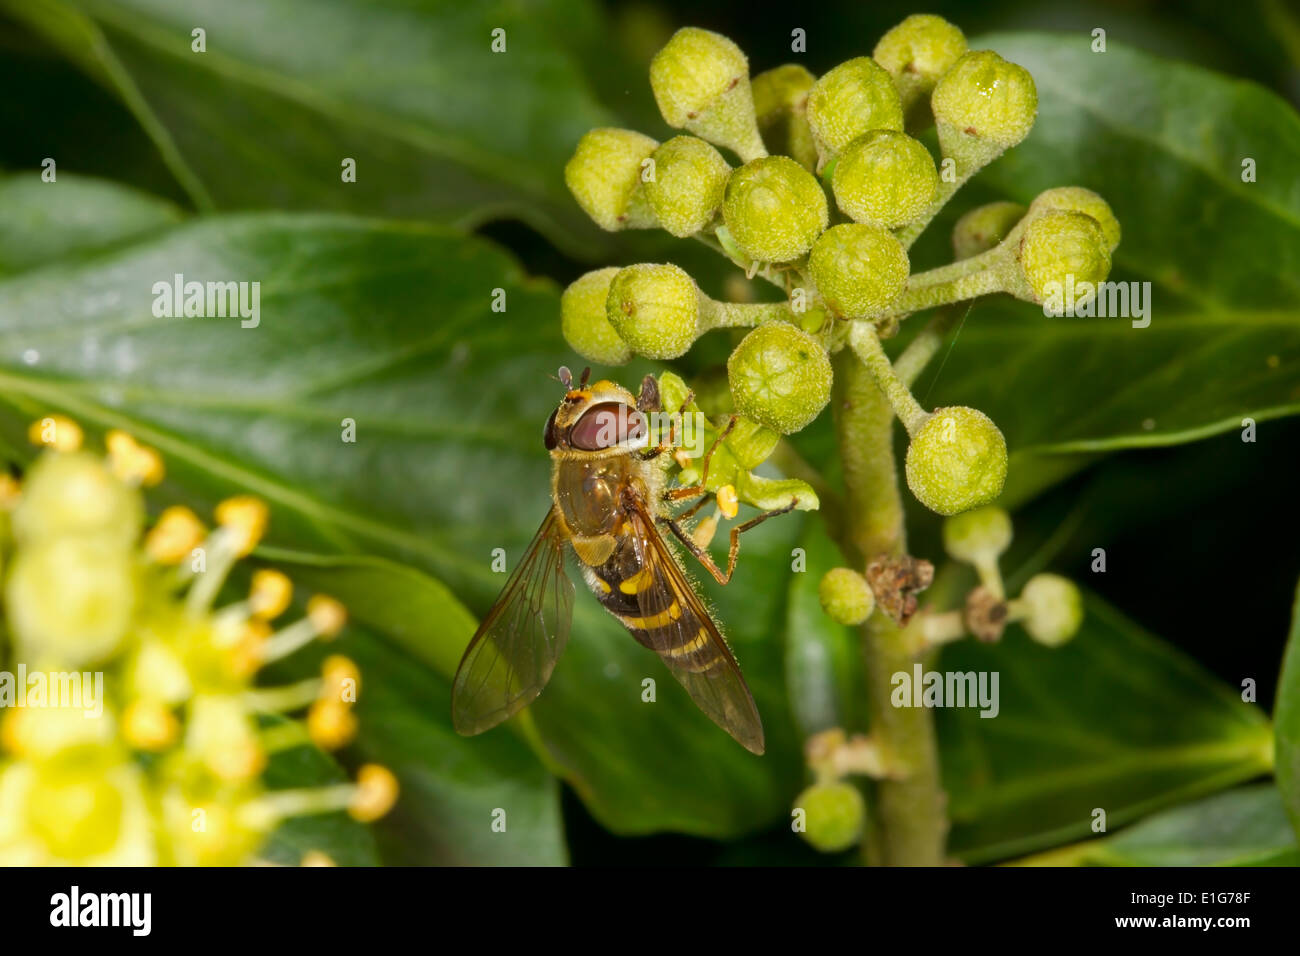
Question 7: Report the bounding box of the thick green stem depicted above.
[698,297,795,330]
[832,351,948,866]
[848,323,929,436]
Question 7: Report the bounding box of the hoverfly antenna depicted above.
[557,366,573,389]
[579,366,591,387]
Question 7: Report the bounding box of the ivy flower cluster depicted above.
[560,15,1102,858]
[0,418,396,865]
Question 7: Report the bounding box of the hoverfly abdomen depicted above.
[585,535,724,675]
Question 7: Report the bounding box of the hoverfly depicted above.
[451,367,795,754]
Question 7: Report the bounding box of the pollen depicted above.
[145,506,206,564]
[349,764,400,822]
[308,699,358,750]
[106,430,165,486]
[249,569,293,620]
[122,698,180,751]
[717,484,740,518]
[307,595,348,638]
[28,414,83,452]
[0,473,19,509]
[215,495,269,556]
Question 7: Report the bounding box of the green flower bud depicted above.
[905,406,1008,516]
[7,536,135,665]
[1019,573,1083,646]
[644,136,730,238]
[819,568,876,626]
[751,64,818,170]
[649,27,766,162]
[12,451,143,549]
[942,506,1012,564]
[722,156,828,263]
[808,223,909,318]
[564,128,659,232]
[831,130,938,228]
[606,263,699,360]
[1016,210,1112,304]
[931,51,1037,162]
[806,57,904,165]
[795,781,865,853]
[561,268,630,365]
[873,14,967,100]
[727,323,831,434]
[952,201,1026,260]
[1028,187,1121,252]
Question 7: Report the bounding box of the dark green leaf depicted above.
[1012,784,1299,866]
[1274,576,1300,841]
[9,0,616,254]
[0,172,182,275]
[941,593,1273,863]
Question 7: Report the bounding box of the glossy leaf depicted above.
[9,0,616,254]
[0,172,182,275]
[1275,576,1300,841]
[1011,784,1299,866]
[939,592,1273,863]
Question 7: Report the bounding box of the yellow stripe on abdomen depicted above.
[619,601,682,630]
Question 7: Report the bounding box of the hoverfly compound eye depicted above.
[568,402,647,451]
[543,408,560,450]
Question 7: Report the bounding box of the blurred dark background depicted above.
[1,0,1296,864]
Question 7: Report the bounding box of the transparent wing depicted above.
[451,509,574,735]
[624,497,765,755]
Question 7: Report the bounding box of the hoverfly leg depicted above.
[663,414,737,502]
[660,496,798,585]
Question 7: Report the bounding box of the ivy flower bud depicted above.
[1028,187,1121,252]
[1016,211,1112,305]
[794,781,865,853]
[6,536,135,665]
[808,223,909,318]
[931,51,1037,167]
[905,406,1008,516]
[564,128,659,232]
[873,15,967,104]
[751,64,818,169]
[831,130,937,228]
[806,57,904,166]
[722,156,828,263]
[819,568,876,626]
[952,201,1026,260]
[645,136,731,237]
[649,27,766,162]
[942,506,1012,564]
[606,263,700,360]
[727,323,832,434]
[11,450,142,549]
[561,267,631,365]
[1019,573,1083,646]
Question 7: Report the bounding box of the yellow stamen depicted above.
[106,429,164,486]
[691,513,719,550]
[214,495,269,556]
[122,698,180,751]
[28,415,82,451]
[229,618,273,677]
[308,699,358,750]
[0,474,19,509]
[349,765,399,822]
[145,506,206,564]
[716,484,739,519]
[321,655,360,703]
[307,595,347,638]
[301,851,336,867]
[673,448,692,469]
[249,569,293,620]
